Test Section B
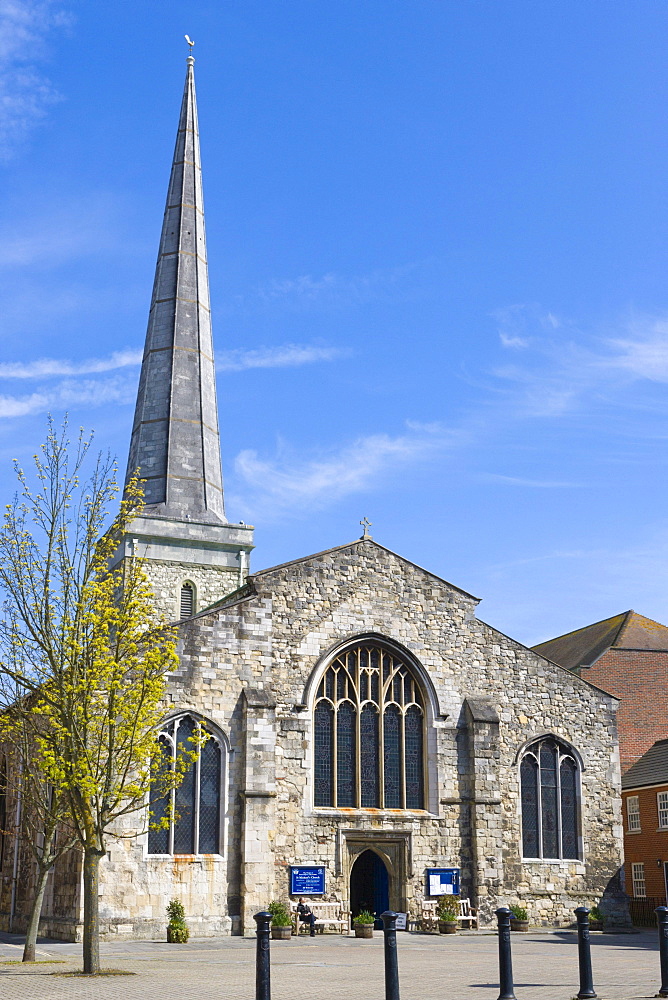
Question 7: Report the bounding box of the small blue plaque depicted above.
[290,866,326,895]
[426,867,460,897]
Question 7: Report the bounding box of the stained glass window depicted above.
[405,706,423,809]
[314,702,334,807]
[560,758,579,859]
[147,714,225,855]
[360,706,379,807]
[520,757,539,858]
[337,702,356,807]
[198,739,221,854]
[313,642,425,809]
[148,737,171,854]
[384,706,401,808]
[540,742,558,859]
[520,737,581,860]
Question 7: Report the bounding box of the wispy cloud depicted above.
[0,349,142,379]
[0,342,346,384]
[493,303,561,350]
[601,319,668,382]
[0,1,71,160]
[255,262,426,310]
[217,343,350,372]
[0,375,137,418]
[490,308,668,418]
[231,422,465,520]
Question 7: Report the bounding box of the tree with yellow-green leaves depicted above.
[0,420,198,974]
[0,686,78,963]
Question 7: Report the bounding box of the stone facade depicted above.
[2,538,625,939]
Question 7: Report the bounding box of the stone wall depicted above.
[140,557,241,621]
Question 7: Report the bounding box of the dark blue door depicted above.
[350,849,390,928]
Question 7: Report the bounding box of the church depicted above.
[1,56,627,940]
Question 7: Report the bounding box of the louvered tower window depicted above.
[148,714,224,855]
[520,737,581,860]
[313,642,425,810]
[180,582,195,618]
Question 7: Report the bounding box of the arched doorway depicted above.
[350,849,389,929]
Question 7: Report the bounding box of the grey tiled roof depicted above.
[622,739,668,790]
[533,611,668,671]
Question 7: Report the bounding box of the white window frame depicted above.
[146,714,228,858]
[658,791,668,830]
[627,794,641,832]
[632,862,646,899]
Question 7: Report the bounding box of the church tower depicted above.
[111,54,254,619]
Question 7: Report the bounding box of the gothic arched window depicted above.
[313,643,425,809]
[148,715,224,855]
[0,756,6,869]
[520,737,581,860]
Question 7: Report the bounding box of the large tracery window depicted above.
[148,714,224,855]
[314,643,425,809]
[520,737,581,860]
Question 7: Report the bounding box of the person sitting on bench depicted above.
[297,897,316,936]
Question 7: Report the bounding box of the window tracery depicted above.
[313,643,425,809]
[148,714,224,855]
[520,737,580,860]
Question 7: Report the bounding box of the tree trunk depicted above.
[22,866,50,962]
[82,849,103,974]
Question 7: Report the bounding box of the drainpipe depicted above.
[9,760,23,932]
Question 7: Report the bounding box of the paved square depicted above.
[0,929,660,1000]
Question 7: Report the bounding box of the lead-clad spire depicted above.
[126,55,225,523]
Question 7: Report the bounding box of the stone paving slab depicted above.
[0,930,661,1000]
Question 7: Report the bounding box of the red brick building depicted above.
[622,740,668,904]
[533,611,668,774]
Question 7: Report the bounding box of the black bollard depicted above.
[254,910,272,1000]
[381,911,400,1000]
[574,907,597,999]
[656,906,668,997]
[495,908,517,1000]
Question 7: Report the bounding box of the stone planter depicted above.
[271,925,292,940]
[354,924,374,938]
[439,921,458,934]
[589,920,604,931]
[510,919,529,932]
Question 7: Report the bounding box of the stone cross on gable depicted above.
[360,517,373,540]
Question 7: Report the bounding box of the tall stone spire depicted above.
[126,54,224,523]
[114,54,254,620]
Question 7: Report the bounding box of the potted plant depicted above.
[166,899,189,943]
[509,904,529,932]
[268,901,293,940]
[589,906,604,931]
[437,895,460,934]
[354,909,376,938]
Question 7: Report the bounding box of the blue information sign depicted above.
[426,867,460,897]
[290,866,326,895]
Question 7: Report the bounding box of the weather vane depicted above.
[360,517,373,540]
[185,34,195,55]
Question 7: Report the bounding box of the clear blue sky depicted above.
[2,0,668,645]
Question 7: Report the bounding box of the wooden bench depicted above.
[458,898,478,929]
[419,898,478,931]
[290,901,350,934]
